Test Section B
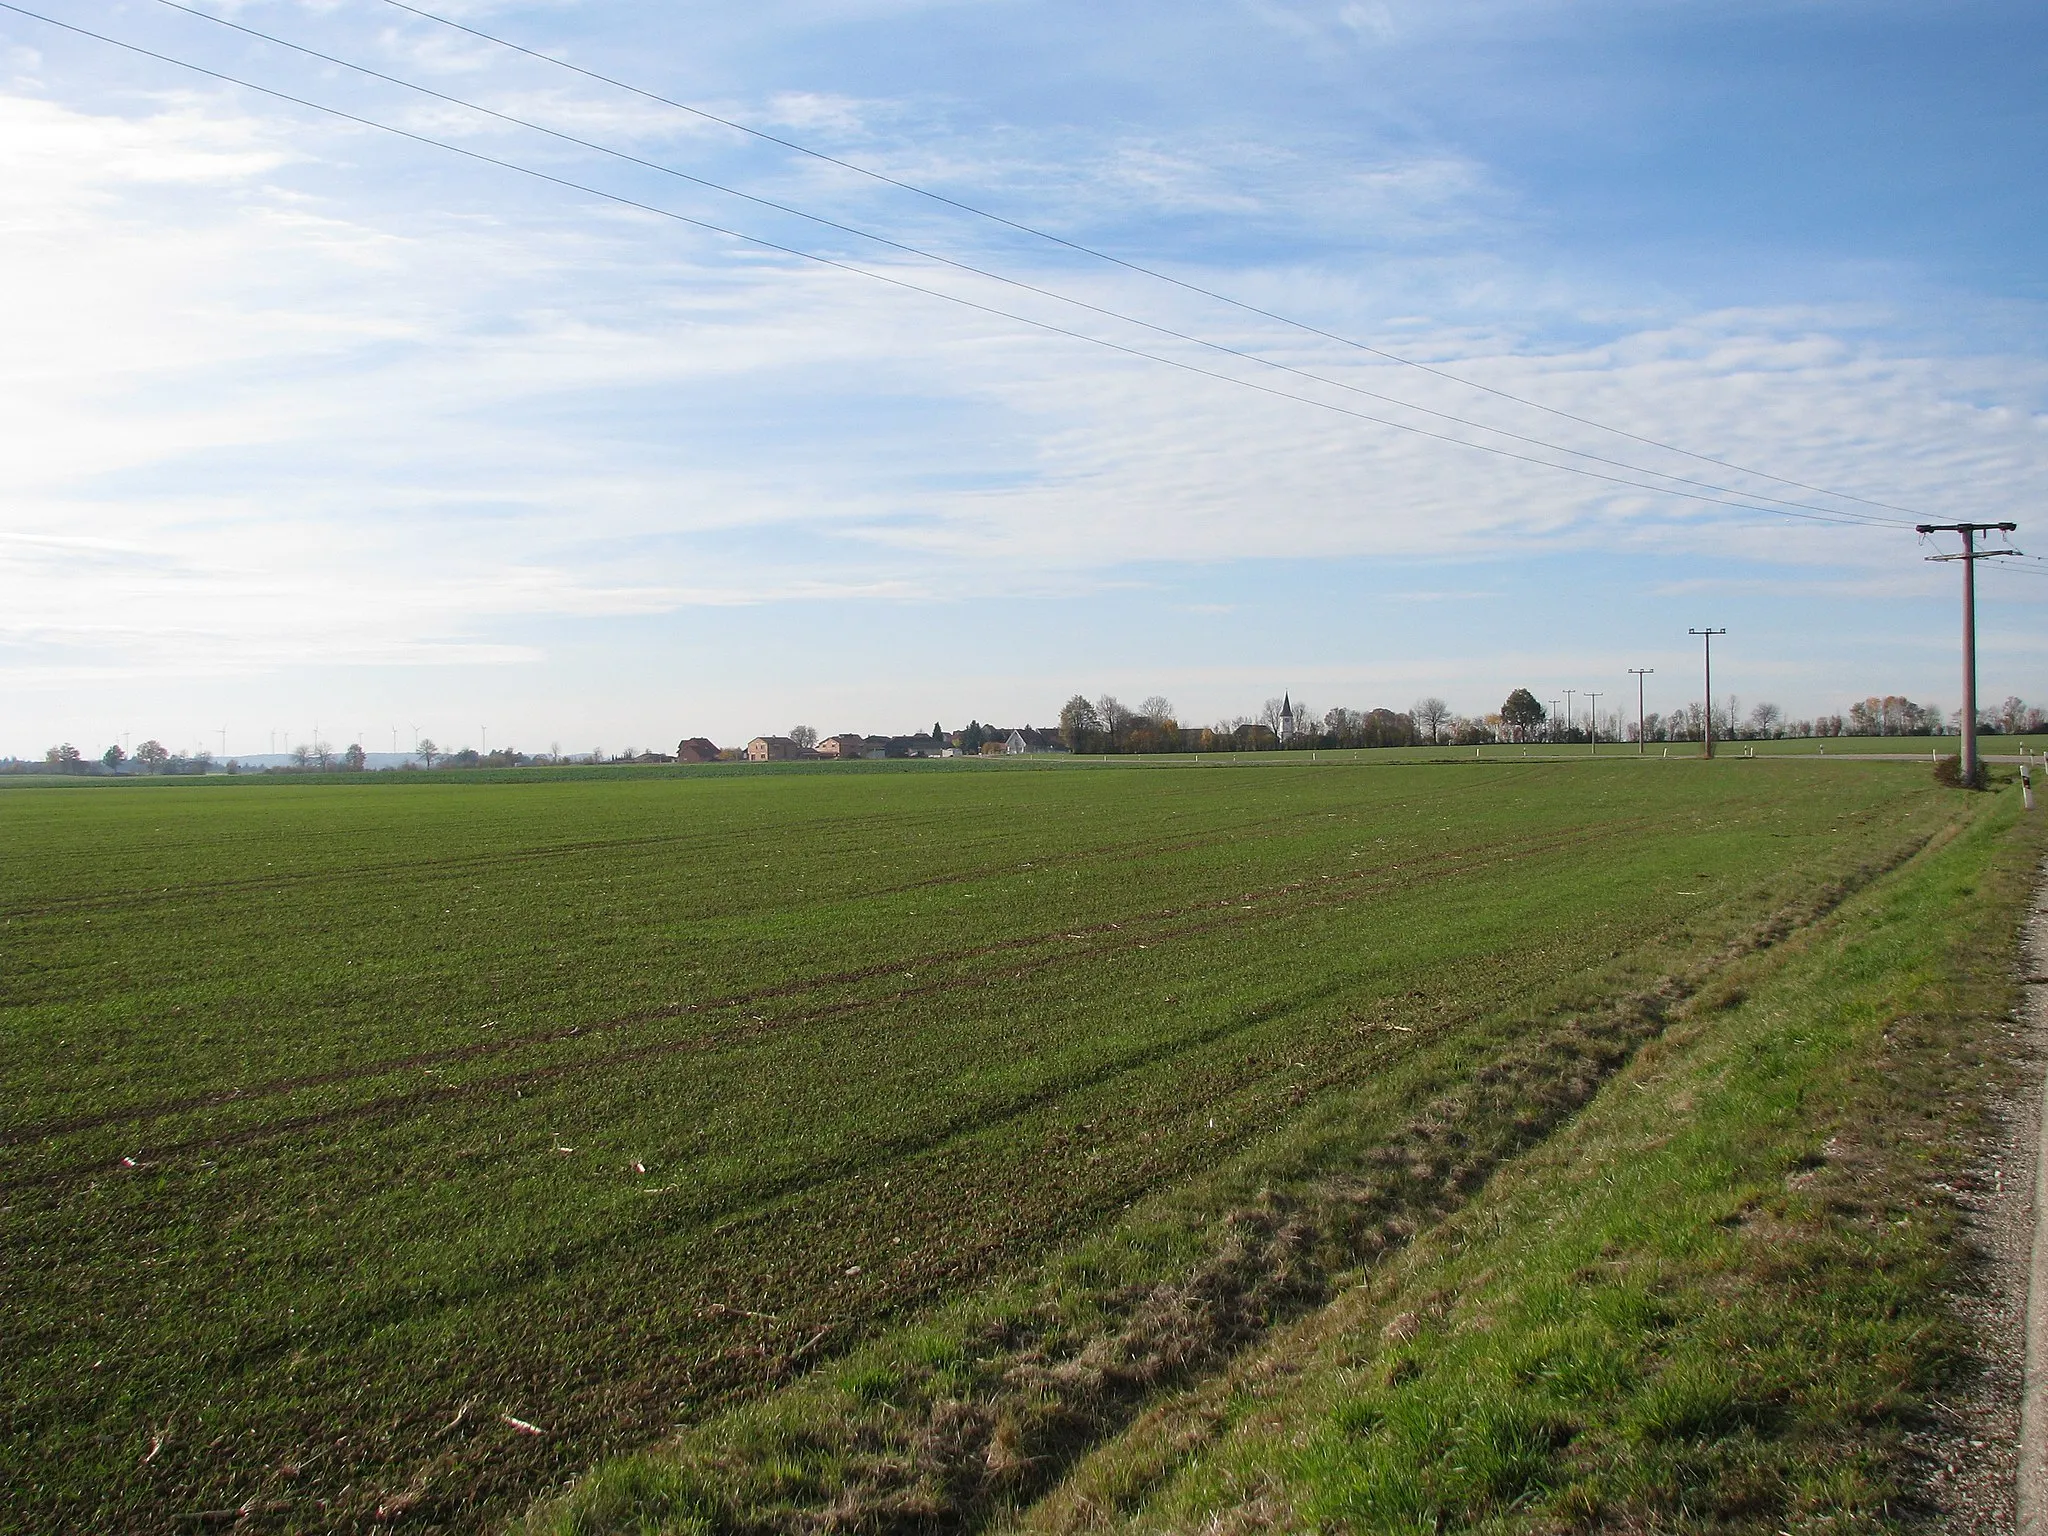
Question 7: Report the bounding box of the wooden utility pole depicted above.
[1916,522,2018,785]
[1586,691,1602,754]
[1628,668,1653,754]
[1688,629,1725,758]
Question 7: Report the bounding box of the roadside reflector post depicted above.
[2025,764,2036,812]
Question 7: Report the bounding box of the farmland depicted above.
[0,756,2012,1531]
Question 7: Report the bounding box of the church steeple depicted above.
[1279,693,1295,743]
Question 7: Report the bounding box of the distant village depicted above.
[16,689,2040,776]
[685,723,1062,764]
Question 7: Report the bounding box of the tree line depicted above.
[1055,693,1486,753]
[21,691,2042,775]
[1051,689,2048,754]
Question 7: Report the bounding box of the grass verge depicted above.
[1005,776,2042,1534]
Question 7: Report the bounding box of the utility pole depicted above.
[1628,669,1654,755]
[1586,691,1602,755]
[1688,630,1726,759]
[1917,522,2019,785]
[1563,689,1576,746]
[1550,700,1562,744]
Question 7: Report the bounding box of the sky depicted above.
[4,0,2045,757]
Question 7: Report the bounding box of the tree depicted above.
[45,743,83,773]
[134,739,170,771]
[1095,695,1135,749]
[1060,695,1103,752]
[343,743,367,771]
[1746,702,1783,739]
[1411,696,1451,745]
[1139,695,1175,725]
[416,737,438,767]
[789,725,818,752]
[1499,690,1545,742]
[101,744,126,770]
[2001,696,2030,736]
[932,721,942,743]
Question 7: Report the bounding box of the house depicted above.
[746,736,800,762]
[1004,727,1062,755]
[817,734,867,759]
[675,738,720,763]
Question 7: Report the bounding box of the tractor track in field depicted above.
[197,973,1429,1383]
[0,806,964,921]
[1,808,1647,1162]
[0,762,1514,925]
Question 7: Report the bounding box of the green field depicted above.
[0,756,2014,1532]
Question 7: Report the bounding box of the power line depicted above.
[142,0,1910,530]
[0,3,1937,531]
[369,0,1934,523]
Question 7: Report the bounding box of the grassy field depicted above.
[0,755,2017,1532]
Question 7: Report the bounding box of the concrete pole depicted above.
[1690,629,1725,760]
[1962,525,1979,784]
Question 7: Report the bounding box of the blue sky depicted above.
[4,0,2044,755]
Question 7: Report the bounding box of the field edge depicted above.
[998,781,2046,1535]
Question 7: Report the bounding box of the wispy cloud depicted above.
[2,0,2042,746]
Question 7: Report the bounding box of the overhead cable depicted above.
[142,0,1911,529]
[0,2,1931,531]
[367,0,1931,522]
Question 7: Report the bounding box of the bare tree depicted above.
[1410,696,1451,745]
[416,737,438,767]
[789,725,819,751]
[1139,695,1175,725]
[1060,696,1104,752]
[1746,702,1783,739]
[1095,695,1136,747]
